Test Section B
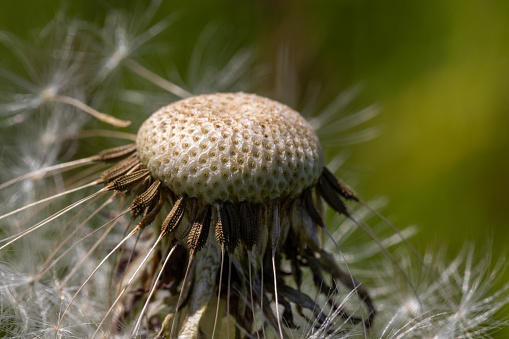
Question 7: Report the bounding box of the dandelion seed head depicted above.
[137,92,324,203]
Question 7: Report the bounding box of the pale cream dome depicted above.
[136,92,323,204]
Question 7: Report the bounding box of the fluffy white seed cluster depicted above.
[137,92,324,203]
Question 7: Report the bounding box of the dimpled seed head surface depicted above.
[136,92,324,204]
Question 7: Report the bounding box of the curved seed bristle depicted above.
[161,195,188,237]
[344,209,422,318]
[187,205,212,254]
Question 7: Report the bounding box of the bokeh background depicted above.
[1,0,508,337]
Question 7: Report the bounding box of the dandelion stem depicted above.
[347,211,423,310]
[123,58,192,98]
[0,157,97,191]
[271,199,284,339]
[92,232,166,339]
[259,255,266,339]
[38,198,115,277]
[247,251,260,339]
[227,256,232,339]
[132,243,178,337]
[0,181,100,223]
[60,209,128,287]
[48,94,131,127]
[63,129,138,141]
[58,223,141,328]
[0,188,106,250]
[170,253,195,338]
[38,195,109,275]
[212,248,225,339]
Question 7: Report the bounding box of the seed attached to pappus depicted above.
[15,92,375,337]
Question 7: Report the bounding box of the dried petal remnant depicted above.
[136,92,324,203]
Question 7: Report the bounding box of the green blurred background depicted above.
[1,0,508,337]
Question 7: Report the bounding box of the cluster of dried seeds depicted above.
[85,92,375,337]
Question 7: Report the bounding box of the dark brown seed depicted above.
[219,202,239,253]
[215,220,225,248]
[187,205,212,254]
[271,199,280,250]
[302,187,325,228]
[313,249,376,328]
[137,189,166,229]
[255,204,265,257]
[316,176,349,216]
[239,201,256,249]
[161,195,188,237]
[321,167,358,201]
[279,284,327,327]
